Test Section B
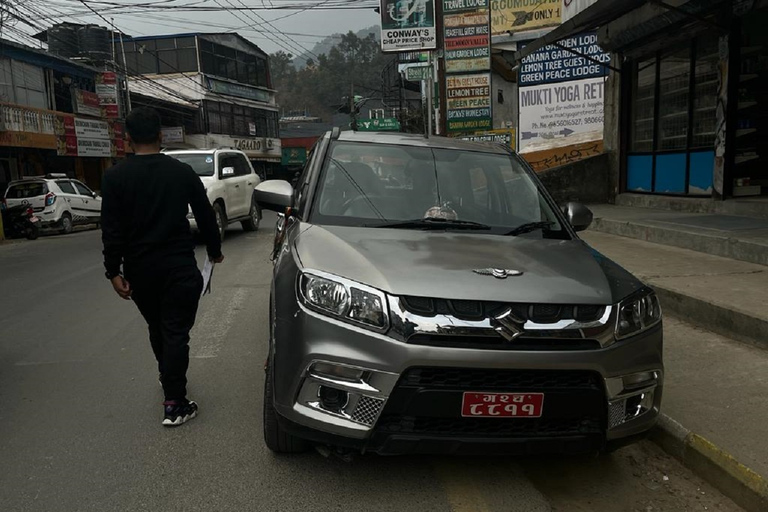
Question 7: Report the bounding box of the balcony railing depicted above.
[0,103,58,134]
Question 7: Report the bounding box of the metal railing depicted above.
[0,103,58,134]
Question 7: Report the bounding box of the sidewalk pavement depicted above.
[582,230,768,350]
[582,230,768,511]
[588,204,768,266]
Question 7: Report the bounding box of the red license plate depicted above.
[461,392,544,418]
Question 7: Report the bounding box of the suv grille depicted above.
[401,367,603,390]
[400,297,605,323]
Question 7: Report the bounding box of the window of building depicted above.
[0,59,48,109]
[198,39,268,87]
[626,34,720,195]
[122,36,199,75]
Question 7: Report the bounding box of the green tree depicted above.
[270,32,396,121]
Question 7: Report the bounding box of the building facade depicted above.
[118,33,281,175]
[515,0,768,201]
[0,39,126,193]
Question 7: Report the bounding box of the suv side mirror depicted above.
[91,192,98,199]
[222,166,235,177]
[563,202,593,232]
[255,180,293,213]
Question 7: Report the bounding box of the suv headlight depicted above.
[299,272,389,330]
[616,289,662,340]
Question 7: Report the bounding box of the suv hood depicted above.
[294,225,642,304]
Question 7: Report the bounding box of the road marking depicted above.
[190,287,248,358]
[15,359,86,366]
[434,461,492,512]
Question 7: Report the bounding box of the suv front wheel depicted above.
[263,362,309,454]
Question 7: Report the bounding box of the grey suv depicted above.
[256,130,663,456]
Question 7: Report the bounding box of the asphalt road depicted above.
[0,218,743,512]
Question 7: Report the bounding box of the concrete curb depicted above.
[651,414,768,512]
[591,217,768,267]
[652,286,768,351]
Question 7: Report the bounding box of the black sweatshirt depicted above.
[101,153,222,277]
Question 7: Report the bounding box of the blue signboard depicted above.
[518,31,610,86]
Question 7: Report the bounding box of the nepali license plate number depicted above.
[461,392,544,418]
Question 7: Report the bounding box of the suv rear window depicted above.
[169,154,214,176]
[6,182,47,198]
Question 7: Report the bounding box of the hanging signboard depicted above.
[55,115,123,157]
[444,9,491,73]
[72,88,103,117]
[357,118,402,131]
[162,127,185,144]
[460,128,515,148]
[518,32,610,86]
[399,50,431,62]
[517,76,604,151]
[490,0,561,35]
[96,72,120,119]
[405,65,432,81]
[207,78,271,103]
[380,0,437,52]
[446,73,492,133]
[282,147,307,166]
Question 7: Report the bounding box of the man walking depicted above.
[101,107,223,427]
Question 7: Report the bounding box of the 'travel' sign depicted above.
[446,73,492,133]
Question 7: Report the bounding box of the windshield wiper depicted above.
[504,221,555,236]
[368,218,491,230]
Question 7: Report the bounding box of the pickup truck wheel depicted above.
[263,362,309,454]
[241,197,261,232]
[213,203,226,241]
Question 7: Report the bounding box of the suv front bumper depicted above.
[271,305,664,455]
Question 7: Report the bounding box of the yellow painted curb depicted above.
[686,433,768,510]
[653,414,768,512]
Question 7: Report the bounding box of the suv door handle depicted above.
[235,184,240,188]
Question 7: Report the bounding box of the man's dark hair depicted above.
[126,107,162,144]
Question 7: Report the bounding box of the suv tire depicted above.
[263,362,310,454]
[59,212,73,235]
[241,196,261,232]
[213,203,226,241]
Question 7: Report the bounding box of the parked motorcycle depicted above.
[1,204,40,240]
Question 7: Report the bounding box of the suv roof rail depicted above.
[331,126,341,140]
[20,175,46,180]
[46,173,68,178]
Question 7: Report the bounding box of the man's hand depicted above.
[111,276,132,300]
[212,254,224,264]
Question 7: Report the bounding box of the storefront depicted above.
[515,0,768,200]
[623,10,768,197]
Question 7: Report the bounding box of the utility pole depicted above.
[425,60,433,137]
[350,82,358,131]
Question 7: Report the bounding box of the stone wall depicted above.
[535,152,612,205]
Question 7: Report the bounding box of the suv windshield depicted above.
[6,182,47,198]
[170,154,214,177]
[311,142,564,236]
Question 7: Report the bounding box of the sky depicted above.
[8,0,381,57]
